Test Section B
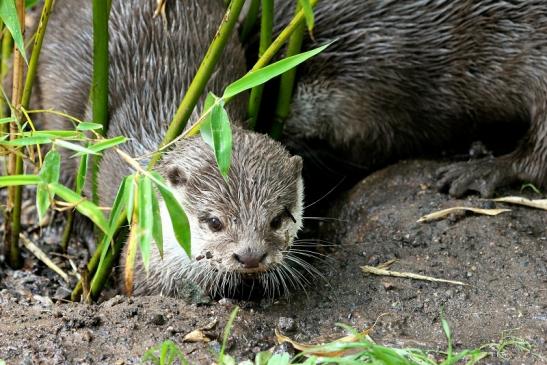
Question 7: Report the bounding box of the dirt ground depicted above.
[1,159,546,364]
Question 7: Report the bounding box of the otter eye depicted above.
[207,217,223,232]
[270,214,283,230]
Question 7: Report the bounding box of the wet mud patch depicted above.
[1,159,546,364]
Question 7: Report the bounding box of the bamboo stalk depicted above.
[21,0,54,109]
[90,0,109,205]
[270,2,306,139]
[4,0,25,269]
[148,0,246,168]
[0,26,13,141]
[239,0,259,43]
[246,0,273,130]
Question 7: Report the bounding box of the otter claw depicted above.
[436,158,517,198]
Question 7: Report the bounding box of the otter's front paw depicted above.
[436,157,518,198]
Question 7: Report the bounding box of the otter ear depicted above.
[290,155,303,178]
[166,166,187,186]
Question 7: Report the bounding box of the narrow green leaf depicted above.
[151,172,191,256]
[36,183,49,224]
[76,154,89,193]
[21,130,82,138]
[0,117,16,124]
[126,174,136,224]
[108,175,131,237]
[76,135,127,156]
[36,150,61,222]
[222,42,331,99]
[76,122,103,131]
[54,139,98,155]
[0,174,41,187]
[0,0,28,63]
[151,185,163,259]
[39,150,60,184]
[265,353,291,365]
[49,182,109,234]
[25,0,38,8]
[2,135,52,146]
[298,0,314,31]
[137,175,153,271]
[199,92,217,147]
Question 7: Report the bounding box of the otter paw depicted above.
[436,158,517,198]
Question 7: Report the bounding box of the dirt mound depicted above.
[1,159,545,364]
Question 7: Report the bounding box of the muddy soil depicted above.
[1,159,546,364]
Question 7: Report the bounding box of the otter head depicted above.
[156,128,304,296]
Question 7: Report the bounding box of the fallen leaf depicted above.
[183,329,211,343]
[417,207,510,223]
[361,264,468,286]
[492,196,547,210]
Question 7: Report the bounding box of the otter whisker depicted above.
[303,177,345,209]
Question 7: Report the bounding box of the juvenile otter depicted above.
[37,0,305,298]
[274,0,547,197]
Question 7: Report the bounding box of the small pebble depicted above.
[277,317,296,333]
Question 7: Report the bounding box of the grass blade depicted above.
[0,0,27,62]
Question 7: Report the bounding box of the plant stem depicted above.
[21,0,54,109]
[0,24,13,135]
[270,3,306,139]
[148,0,246,168]
[247,0,273,130]
[4,0,25,269]
[90,0,109,205]
[239,0,259,43]
[250,0,317,72]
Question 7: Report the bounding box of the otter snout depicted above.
[232,250,268,269]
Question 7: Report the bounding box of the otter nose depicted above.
[233,252,267,268]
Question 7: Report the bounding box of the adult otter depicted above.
[274,0,547,197]
[37,0,305,298]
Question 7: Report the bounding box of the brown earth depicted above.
[1,159,546,364]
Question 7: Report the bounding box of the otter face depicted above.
[154,131,307,297]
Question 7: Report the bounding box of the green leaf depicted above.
[22,130,82,138]
[137,175,153,271]
[0,174,41,187]
[77,135,127,156]
[199,92,216,147]
[76,122,103,131]
[151,172,191,256]
[151,185,163,259]
[200,94,232,178]
[0,117,16,124]
[298,0,314,32]
[25,0,38,8]
[222,42,331,99]
[126,174,136,225]
[36,150,61,223]
[76,154,89,193]
[266,354,291,365]
[0,0,28,63]
[2,135,52,146]
[49,182,109,234]
[54,139,98,155]
[108,175,132,238]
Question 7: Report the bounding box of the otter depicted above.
[273,0,547,198]
[37,0,305,298]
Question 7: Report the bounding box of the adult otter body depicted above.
[37,0,305,298]
[275,0,547,197]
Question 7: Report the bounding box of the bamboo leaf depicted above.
[126,174,136,224]
[151,185,163,259]
[199,92,216,147]
[76,122,103,131]
[2,135,52,146]
[0,174,41,187]
[151,172,191,256]
[298,0,314,32]
[0,117,16,124]
[137,175,153,271]
[21,130,82,138]
[107,174,131,239]
[0,0,27,63]
[54,139,98,155]
[49,182,109,234]
[76,154,89,193]
[76,135,127,156]
[36,150,60,223]
[222,42,331,99]
[200,94,232,178]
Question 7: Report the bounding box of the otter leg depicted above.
[437,97,547,198]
